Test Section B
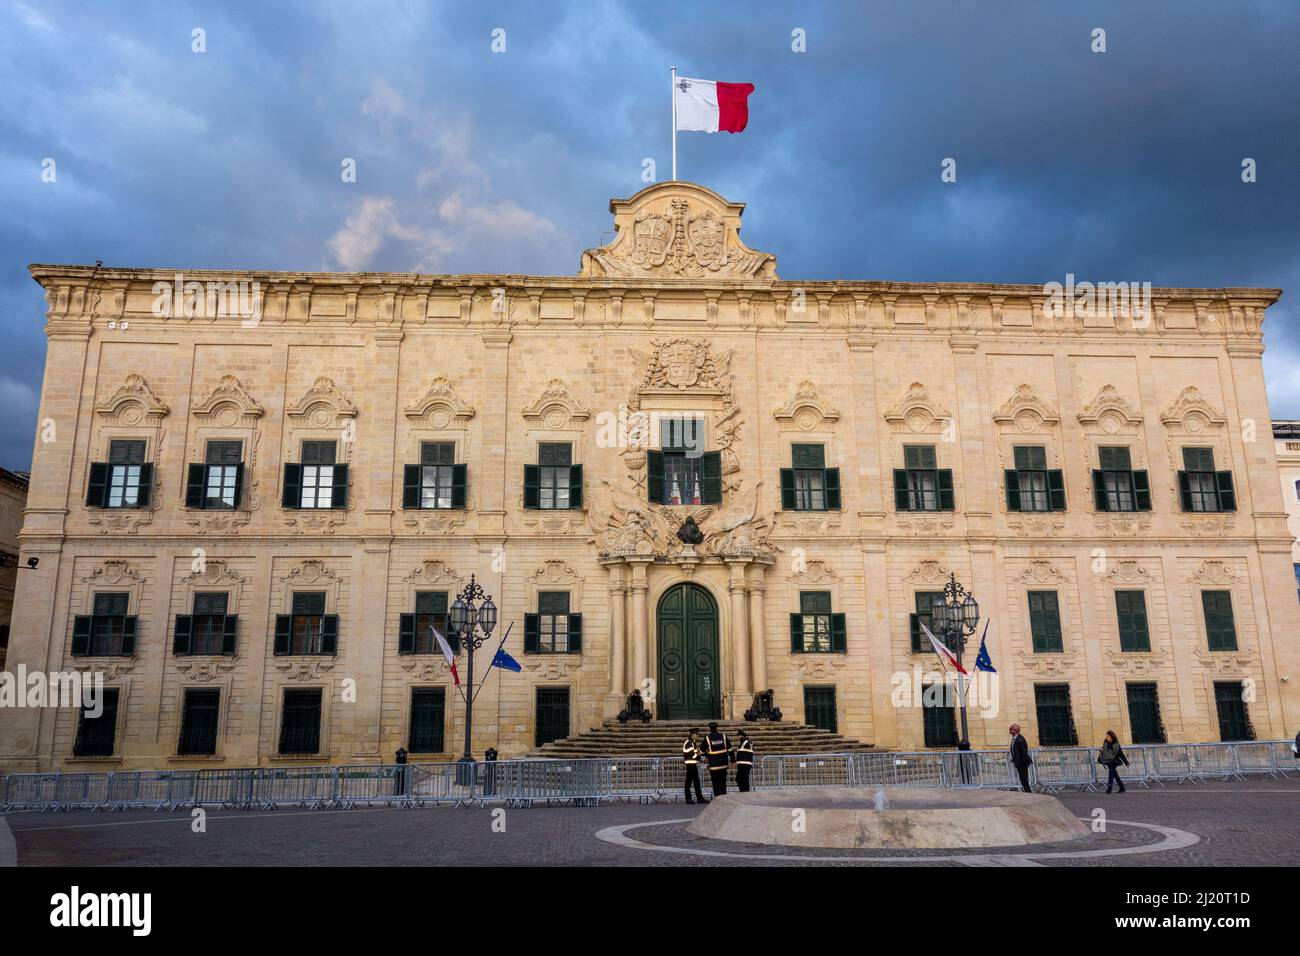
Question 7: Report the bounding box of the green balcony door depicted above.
[656,583,720,721]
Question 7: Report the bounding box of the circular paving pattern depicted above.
[595,817,1200,865]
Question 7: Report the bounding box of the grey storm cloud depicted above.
[0,0,1297,469]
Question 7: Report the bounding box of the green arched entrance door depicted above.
[656,583,720,721]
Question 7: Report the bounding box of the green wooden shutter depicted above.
[185,464,206,508]
[173,615,193,655]
[1177,471,1193,511]
[1215,471,1236,512]
[893,469,910,511]
[273,614,291,655]
[824,468,841,510]
[330,464,349,509]
[450,464,467,509]
[909,613,921,652]
[86,463,109,507]
[568,464,583,509]
[524,613,540,653]
[1092,469,1108,511]
[121,616,138,656]
[398,613,416,654]
[71,616,93,655]
[402,465,421,509]
[1047,469,1066,511]
[701,451,723,504]
[134,464,153,508]
[231,463,245,509]
[568,613,583,653]
[320,615,339,655]
[1004,469,1021,511]
[789,613,803,653]
[282,464,302,508]
[830,612,847,652]
[937,469,955,510]
[646,450,665,504]
[221,615,238,655]
[779,468,796,510]
[523,464,540,509]
[1132,470,1152,510]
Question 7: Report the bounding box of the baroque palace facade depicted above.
[2,181,1298,771]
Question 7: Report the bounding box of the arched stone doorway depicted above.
[656,583,720,720]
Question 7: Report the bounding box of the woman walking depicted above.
[1098,730,1129,794]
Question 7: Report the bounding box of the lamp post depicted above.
[931,572,980,751]
[447,574,497,778]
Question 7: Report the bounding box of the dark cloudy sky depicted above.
[1,0,1297,470]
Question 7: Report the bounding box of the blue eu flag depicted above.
[491,648,522,673]
[974,621,996,673]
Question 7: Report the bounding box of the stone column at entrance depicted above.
[628,559,651,702]
[728,561,751,718]
[607,565,627,712]
[748,577,767,694]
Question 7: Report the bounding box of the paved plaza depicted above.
[3,778,1297,867]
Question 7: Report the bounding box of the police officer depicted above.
[704,721,730,797]
[734,730,754,792]
[682,728,707,804]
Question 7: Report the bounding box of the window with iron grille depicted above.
[1005,445,1066,512]
[398,591,455,655]
[922,683,958,747]
[790,591,847,654]
[1115,590,1150,652]
[86,440,152,509]
[1201,590,1238,651]
[408,687,446,753]
[186,440,243,509]
[1213,681,1254,741]
[299,440,337,508]
[1028,591,1063,653]
[278,688,322,755]
[73,687,120,757]
[178,688,220,755]
[1125,682,1166,744]
[780,444,841,512]
[909,591,944,653]
[1033,683,1078,746]
[1093,446,1151,512]
[1178,447,1235,513]
[72,593,136,657]
[191,592,229,655]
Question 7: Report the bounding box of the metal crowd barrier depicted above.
[3,740,1296,812]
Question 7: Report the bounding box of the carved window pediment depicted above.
[1160,386,1226,433]
[287,377,358,424]
[522,379,589,428]
[192,376,264,423]
[884,382,951,433]
[95,374,169,423]
[773,381,841,430]
[1076,385,1142,428]
[993,384,1060,430]
[404,377,475,426]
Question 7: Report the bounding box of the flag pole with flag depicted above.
[671,68,755,180]
[431,625,463,701]
[920,620,968,676]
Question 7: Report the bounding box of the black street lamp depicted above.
[930,572,980,751]
[447,575,497,778]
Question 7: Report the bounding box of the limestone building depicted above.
[2,182,1298,771]
[1274,420,1300,597]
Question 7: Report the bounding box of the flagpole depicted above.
[471,622,513,707]
[670,65,677,180]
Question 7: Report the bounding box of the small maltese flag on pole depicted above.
[673,75,755,133]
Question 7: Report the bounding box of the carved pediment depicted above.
[1077,385,1142,427]
[1187,560,1236,585]
[192,375,264,421]
[884,382,951,431]
[1160,386,1226,431]
[95,374,169,421]
[630,338,733,395]
[774,381,841,429]
[287,377,357,421]
[1011,559,1067,584]
[405,377,475,424]
[579,182,776,280]
[993,384,1059,429]
[522,379,589,427]
[404,559,466,591]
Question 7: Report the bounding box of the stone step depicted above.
[526,719,875,757]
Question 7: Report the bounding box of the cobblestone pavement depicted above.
[5,778,1297,867]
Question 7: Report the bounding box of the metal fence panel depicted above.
[1147,744,1195,783]
[1029,748,1098,791]
[1189,743,1242,780]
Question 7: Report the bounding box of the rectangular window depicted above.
[178,688,220,756]
[413,591,451,654]
[106,439,147,508]
[910,591,945,653]
[1178,447,1234,513]
[191,592,230,656]
[1093,445,1153,513]
[1115,590,1150,652]
[419,441,456,509]
[922,683,958,747]
[1213,681,1253,742]
[1125,682,1166,744]
[290,592,327,655]
[799,591,833,653]
[408,687,446,753]
[90,593,131,656]
[659,415,705,506]
[1033,683,1077,746]
[538,442,572,510]
[1012,445,1049,511]
[792,443,826,511]
[1201,590,1238,651]
[278,688,322,755]
[1028,591,1063,653]
[904,444,938,511]
[73,687,120,757]
[199,440,243,509]
[300,440,337,509]
[660,415,704,453]
[537,591,571,653]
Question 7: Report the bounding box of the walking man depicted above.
[682,728,707,804]
[704,721,730,797]
[734,730,755,792]
[1009,723,1033,793]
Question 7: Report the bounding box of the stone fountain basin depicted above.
[686,786,1089,849]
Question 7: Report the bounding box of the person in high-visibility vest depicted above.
[734,730,754,792]
[682,729,707,804]
[703,721,730,797]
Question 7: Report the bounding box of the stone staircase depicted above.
[528,719,875,758]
